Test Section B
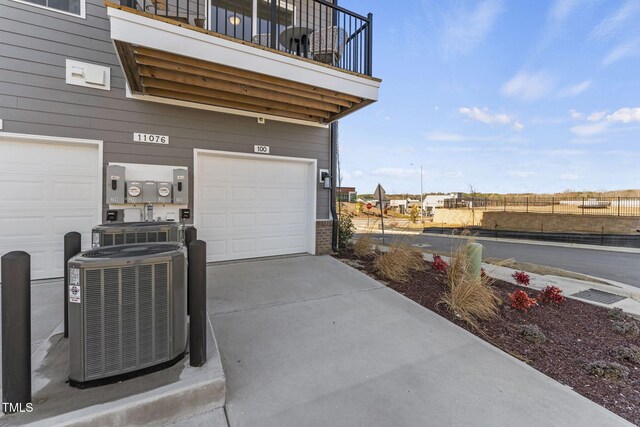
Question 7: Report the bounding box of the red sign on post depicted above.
[366,203,372,210]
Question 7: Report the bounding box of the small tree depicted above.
[355,201,364,213]
[409,205,420,223]
[337,211,355,250]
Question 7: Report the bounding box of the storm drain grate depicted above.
[571,288,626,305]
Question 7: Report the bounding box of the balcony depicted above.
[105,0,381,125]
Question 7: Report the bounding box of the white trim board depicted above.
[107,6,380,101]
[193,149,317,259]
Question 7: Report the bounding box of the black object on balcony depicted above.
[123,0,373,76]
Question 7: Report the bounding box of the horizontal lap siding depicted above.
[0,0,331,220]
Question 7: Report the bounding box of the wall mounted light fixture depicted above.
[229,16,241,25]
[321,171,332,190]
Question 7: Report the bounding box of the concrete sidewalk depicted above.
[209,255,631,427]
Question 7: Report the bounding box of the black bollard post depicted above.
[188,240,207,367]
[63,232,81,338]
[1,251,31,414]
[184,227,197,315]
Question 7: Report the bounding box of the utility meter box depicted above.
[142,181,158,203]
[173,169,188,204]
[106,165,126,204]
[126,181,143,204]
[157,182,172,204]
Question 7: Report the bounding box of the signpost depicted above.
[366,202,372,227]
[374,184,386,243]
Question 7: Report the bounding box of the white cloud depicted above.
[592,0,640,40]
[603,38,640,65]
[501,71,555,101]
[587,111,607,122]
[570,121,610,137]
[549,0,579,24]
[561,173,580,181]
[508,171,535,178]
[567,137,606,145]
[558,80,592,97]
[422,131,527,143]
[352,170,364,179]
[458,107,511,125]
[441,0,503,55]
[370,168,420,180]
[608,107,640,123]
[569,109,584,120]
[512,121,524,132]
[535,0,579,50]
[569,108,640,136]
[423,131,468,142]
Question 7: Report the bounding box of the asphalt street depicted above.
[366,233,640,288]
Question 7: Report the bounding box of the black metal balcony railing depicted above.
[122,0,373,76]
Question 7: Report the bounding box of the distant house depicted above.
[422,194,459,212]
[390,198,419,214]
[337,187,357,203]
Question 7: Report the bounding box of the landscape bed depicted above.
[334,247,640,425]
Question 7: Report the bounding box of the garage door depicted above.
[0,135,101,279]
[196,151,316,262]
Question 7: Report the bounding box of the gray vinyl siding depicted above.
[0,0,331,220]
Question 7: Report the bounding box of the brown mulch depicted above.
[334,249,640,425]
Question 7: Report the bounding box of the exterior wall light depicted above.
[229,16,241,26]
[321,171,332,190]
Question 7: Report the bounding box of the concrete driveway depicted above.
[208,255,630,427]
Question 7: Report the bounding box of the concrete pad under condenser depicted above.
[0,315,226,427]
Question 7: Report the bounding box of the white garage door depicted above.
[0,135,101,279]
[196,151,316,262]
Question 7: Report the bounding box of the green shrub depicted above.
[520,324,546,344]
[337,212,355,250]
[586,361,629,380]
[611,345,640,364]
[608,307,626,321]
[612,320,640,337]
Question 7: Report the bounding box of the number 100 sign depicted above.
[134,133,169,144]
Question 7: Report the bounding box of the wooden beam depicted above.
[144,87,325,123]
[133,46,363,104]
[139,72,332,118]
[114,41,142,92]
[135,54,354,108]
[138,65,341,113]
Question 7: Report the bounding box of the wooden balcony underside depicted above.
[115,41,373,124]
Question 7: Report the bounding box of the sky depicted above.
[337,0,640,195]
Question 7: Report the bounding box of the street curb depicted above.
[356,227,640,254]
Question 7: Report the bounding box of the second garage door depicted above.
[196,151,316,262]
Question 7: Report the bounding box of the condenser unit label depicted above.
[69,285,81,304]
[133,133,169,144]
[70,267,79,285]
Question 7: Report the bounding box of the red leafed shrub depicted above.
[512,271,531,286]
[509,290,537,312]
[432,254,448,273]
[539,285,565,305]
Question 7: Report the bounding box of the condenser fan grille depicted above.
[84,262,170,379]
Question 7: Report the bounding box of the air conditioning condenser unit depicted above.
[67,243,187,387]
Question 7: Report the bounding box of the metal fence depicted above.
[124,0,373,76]
[446,197,640,217]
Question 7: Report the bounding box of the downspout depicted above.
[330,122,339,252]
